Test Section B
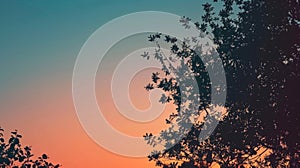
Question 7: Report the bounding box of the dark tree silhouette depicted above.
[0,127,60,168]
[144,0,299,167]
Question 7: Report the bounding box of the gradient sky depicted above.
[0,1,214,167]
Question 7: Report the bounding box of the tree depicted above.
[144,0,299,167]
[0,127,60,168]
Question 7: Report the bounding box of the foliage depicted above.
[144,0,299,167]
[0,127,60,168]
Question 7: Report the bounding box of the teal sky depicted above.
[0,0,211,95]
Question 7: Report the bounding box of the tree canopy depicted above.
[0,128,60,168]
[144,0,299,167]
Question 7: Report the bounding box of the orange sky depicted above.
[0,68,174,168]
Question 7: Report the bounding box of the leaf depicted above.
[152,72,160,83]
[141,51,150,60]
[19,156,25,162]
[145,83,154,91]
[11,131,17,135]
[42,154,48,159]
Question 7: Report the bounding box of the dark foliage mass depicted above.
[144,0,299,167]
[0,128,60,168]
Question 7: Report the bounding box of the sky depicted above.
[0,1,213,167]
